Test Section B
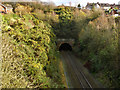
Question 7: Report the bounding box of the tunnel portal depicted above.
[59,43,72,51]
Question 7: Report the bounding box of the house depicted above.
[5,4,13,13]
[0,3,13,14]
[97,2,113,11]
[0,3,7,14]
[86,2,100,10]
[86,2,114,11]
[109,4,120,16]
[86,2,120,16]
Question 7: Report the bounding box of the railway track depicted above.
[61,51,98,89]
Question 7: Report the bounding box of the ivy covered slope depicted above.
[1,12,64,88]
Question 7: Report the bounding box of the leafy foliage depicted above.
[54,7,74,38]
[73,9,120,87]
[1,11,64,88]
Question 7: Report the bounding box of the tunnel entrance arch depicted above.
[59,43,72,51]
[57,39,75,51]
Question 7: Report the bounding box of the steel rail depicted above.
[62,51,85,88]
[68,52,93,89]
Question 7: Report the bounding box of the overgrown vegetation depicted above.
[1,2,64,88]
[73,9,120,88]
[53,6,74,38]
[53,6,120,87]
[1,1,120,88]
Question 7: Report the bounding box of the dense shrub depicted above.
[73,9,120,87]
[54,7,74,38]
[1,12,64,88]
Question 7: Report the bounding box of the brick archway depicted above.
[59,43,72,51]
[56,39,75,50]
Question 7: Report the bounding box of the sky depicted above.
[40,0,120,7]
[1,0,120,7]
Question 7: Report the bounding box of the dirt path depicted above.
[60,51,103,88]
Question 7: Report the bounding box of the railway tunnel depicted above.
[59,43,72,51]
[57,39,101,88]
[57,39,74,51]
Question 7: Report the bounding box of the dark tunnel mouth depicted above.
[59,43,72,51]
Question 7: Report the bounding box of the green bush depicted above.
[73,9,120,87]
[1,12,63,88]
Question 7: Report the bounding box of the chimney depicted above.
[97,2,99,4]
